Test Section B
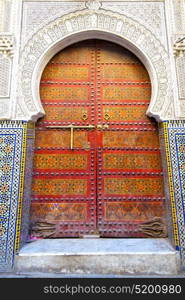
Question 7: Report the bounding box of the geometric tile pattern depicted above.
[161,120,185,267]
[0,121,27,271]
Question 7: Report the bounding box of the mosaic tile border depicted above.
[0,121,27,271]
[162,120,185,267]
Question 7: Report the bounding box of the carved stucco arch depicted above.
[17,8,173,122]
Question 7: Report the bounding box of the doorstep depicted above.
[14,238,180,276]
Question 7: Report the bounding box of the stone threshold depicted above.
[14,238,180,276]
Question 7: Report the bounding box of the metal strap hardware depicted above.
[97,124,109,130]
[46,124,95,150]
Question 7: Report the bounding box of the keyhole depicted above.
[82,112,88,120]
[104,112,110,120]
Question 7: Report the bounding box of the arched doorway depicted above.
[30,39,166,239]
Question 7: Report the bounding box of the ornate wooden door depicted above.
[30,40,166,239]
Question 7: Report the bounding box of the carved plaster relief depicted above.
[17,7,173,122]
[0,56,11,98]
[176,56,185,100]
[0,35,14,58]
[102,1,168,49]
[172,0,185,33]
[0,35,14,119]
[21,1,86,47]
[174,36,185,57]
[21,1,168,50]
[0,0,12,32]
[174,36,185,101]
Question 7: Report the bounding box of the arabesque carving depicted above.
[174,36,185,57]
[0,35,14,58]
[17,8,173,122]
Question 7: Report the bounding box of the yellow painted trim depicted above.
[14,122,28,253]
[162,122,179,247]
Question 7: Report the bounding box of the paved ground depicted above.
[1,271,185,278]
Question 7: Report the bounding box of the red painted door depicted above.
[30,40,166,238]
